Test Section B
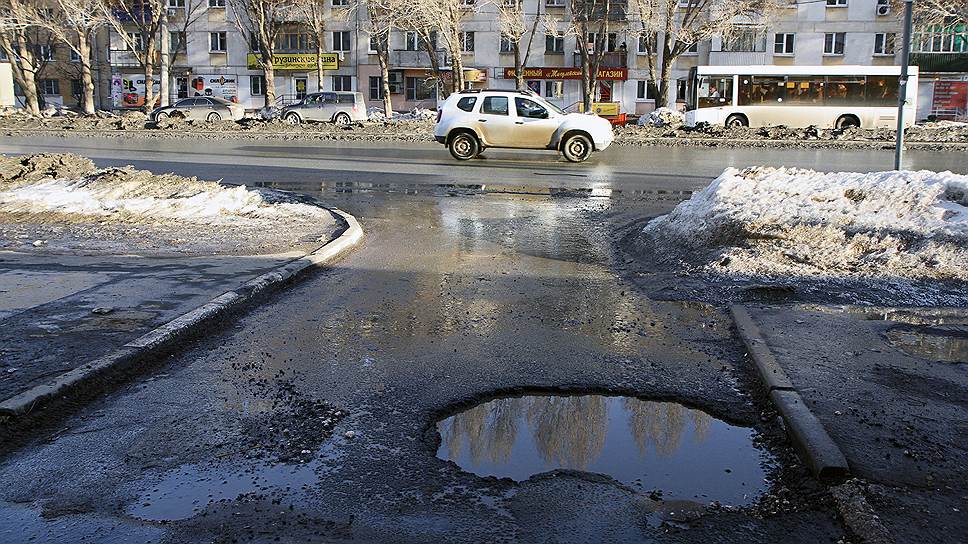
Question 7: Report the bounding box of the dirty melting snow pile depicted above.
[643,167,968,280]
[0,167,329,225]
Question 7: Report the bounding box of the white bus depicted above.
[684,65,918,129]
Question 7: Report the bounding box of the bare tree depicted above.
[915,0,968,26]
[0,0,41,114]
[359,0,412,116]
[101,0,168,111]
[412,0,479,93]
[292,0,328,91]
[24,0,108,115]
[228,0,297,108]
[546,0,617,111]
[627,0,779,108]
[496,0,542,91]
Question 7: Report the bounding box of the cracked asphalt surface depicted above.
[2,139,962,543]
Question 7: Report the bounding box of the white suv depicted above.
[434,90,614,162]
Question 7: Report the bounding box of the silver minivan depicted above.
[281,92,367,125]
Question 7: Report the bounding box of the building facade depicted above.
[8,0,964,120]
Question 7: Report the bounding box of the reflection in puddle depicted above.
[886,328,968,363]
[437,395,772,506]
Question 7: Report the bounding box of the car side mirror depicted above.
[539,111,549,119]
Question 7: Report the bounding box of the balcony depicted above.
[572,51,627,68]
[708,51,769,65]
[108,49,158,68]
[391,49,450,69]
[912,52,968,72]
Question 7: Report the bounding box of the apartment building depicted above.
[85,0,966,119]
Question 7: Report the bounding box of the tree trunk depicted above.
[377,47,393,117]
[581,50,593,112]
[263,61,276,109]
[451,45,464,93]
[0,33,40,115]
[143,36,156,112]
[316,40,324,92]
[160,12,170,107]
[514,45,524,91]
[78,32,96,115]
[420,36,444,98]
[658,53,674,109]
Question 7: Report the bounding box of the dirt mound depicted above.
[0,154,97,188]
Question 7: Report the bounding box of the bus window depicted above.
[785,77,824,105]
[697,76,732,108]
[865,76,899,106]
[739,76,785,105]
[825,76,866,105]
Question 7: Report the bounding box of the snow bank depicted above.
[638,107,684,127]
[643,167,968,280]
[367,107,436,122]
[0,167,329,225]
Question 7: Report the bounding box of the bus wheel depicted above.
[836,115,860,129]
[725,114,748,128]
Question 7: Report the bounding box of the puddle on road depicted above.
[436,395,772,506]
[886,328,968,363]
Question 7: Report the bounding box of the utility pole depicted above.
[160,6,171,107]
[894,0,914,170]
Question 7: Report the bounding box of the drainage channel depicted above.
[435,394,774,507]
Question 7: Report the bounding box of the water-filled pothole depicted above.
[436,394,773,506]
[885,327,968,363]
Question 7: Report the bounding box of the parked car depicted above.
[281,92,368,125]
[434,90,614,162]
[150,96,244,122]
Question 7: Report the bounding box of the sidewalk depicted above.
[0,250,306,403]
[740,304,967,544]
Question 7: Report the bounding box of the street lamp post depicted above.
[894,0,915,170]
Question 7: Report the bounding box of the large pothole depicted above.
[436,394,774,506]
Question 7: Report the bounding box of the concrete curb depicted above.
[729,304,850,480]
[0,208,363,419]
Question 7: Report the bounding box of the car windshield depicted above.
[534,96,563,115]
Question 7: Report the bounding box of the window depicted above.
[636,80,657,100]
[722,28,765,52]
[459,31,474,52]
[824,32,845,55]
[460,0,476,5]
[824,76,865,105]
[210,32,227,52]
[694,75,733,107]
[586,32,617,52]
[783,77,824,105]
[405,77,435,100]
[677,78,687,101]
[515,97,548,119]
[70,49,81,62]
[527,80,540,94]
[37,44,54,60]
[332,0,350,5]
[369,76,383,100]
[170,31,187,54]
[684,42,699,55]
[481,95,509,115]
[865,76,899,105]
[545,34,564,53]
[406,31,435,51]
[874,33,895,55]
[169,0,185,7]
[333,31,351,52]
[71,79,82,98]
[500,34,514,53]
[456,96,477,111]
[332,75,352,91]
[738,76,784,105]
[129,32,145,51]
[825,0,847,6]
[176,77,188,98]
[546,0,565,6]
[249,33,263,52]
[774,33,795,55]
[545,80,562,98]
[40,79,60,95]
[208,0,225,7]
[250,75,265,96]
[369,33,387,54]
[278,33,309,51]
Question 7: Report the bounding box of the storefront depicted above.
[500,66,629,112]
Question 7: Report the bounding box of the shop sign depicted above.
[503,67,627,81]
[931,81,968,119]
[111,74,160,108]
[247,53,339,71]
[191,75,239,102]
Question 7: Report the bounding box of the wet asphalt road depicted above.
[2,139,961,543]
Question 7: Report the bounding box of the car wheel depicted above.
[725,114,748,128]
[334,112,351,125]
[155,112,168,122]
[561,133,592,163]
[836,115,860,129]
[285,113,301,125]
[207,112,221,122]
[448,132,479,161]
